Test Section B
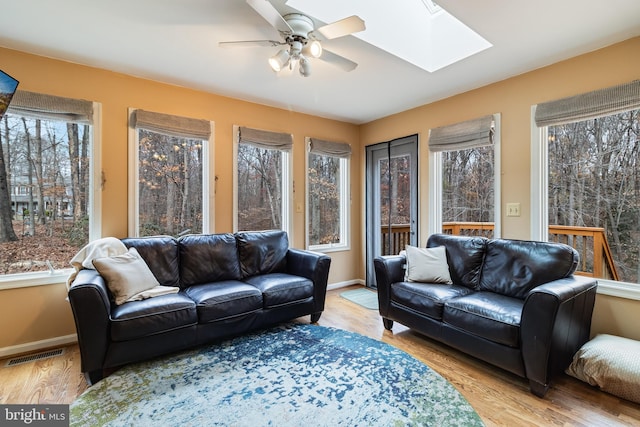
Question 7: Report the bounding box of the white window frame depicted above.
[232,125,292,236]
[305,145,350,252]
[428,113,501,237]
[0,102,102,290]
[530,105,640,300]
[127,108,213,237]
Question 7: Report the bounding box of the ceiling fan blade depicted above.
[320,49,358,72]
[315,15,365,40]
[246,0,293,34]
[219,40,284,48]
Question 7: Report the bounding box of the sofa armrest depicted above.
[286,248,331,313]
[373,255,406,316]
[67,269,113,375]
[520,275,597,395]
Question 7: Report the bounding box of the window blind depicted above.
[308,137,351,158]
[132,109,211,140]
[8,90,94,124]
[428,115,494,152]
[239,126,292,151]
[535,80,640,127]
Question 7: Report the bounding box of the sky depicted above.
[0,69,19,94]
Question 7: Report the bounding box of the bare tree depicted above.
[67,123,81,221]
[33,119,46,225]
[0,116,17,242]
[21,118,35,236]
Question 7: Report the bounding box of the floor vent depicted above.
[5,348,64,367]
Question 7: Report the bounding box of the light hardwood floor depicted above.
[1,285,639,426]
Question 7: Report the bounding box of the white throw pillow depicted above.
[92,247,164,305]
[566,334,640,404]
[404,245,453,284]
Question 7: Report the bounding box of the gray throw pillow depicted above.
[405,245,453,284]
[92,247,161,305]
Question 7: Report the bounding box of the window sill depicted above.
[0,269,72,291]
[596,279,640,301]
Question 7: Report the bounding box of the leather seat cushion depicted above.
[110,292,197,342]
[443,292,523,347]
[390,281,473,320]
[244,273,314,308]
[184,281,263,323]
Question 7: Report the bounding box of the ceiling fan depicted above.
[219,0,365,77]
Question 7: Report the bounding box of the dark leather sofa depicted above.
[374,233,597,397]
[68,230,331,385]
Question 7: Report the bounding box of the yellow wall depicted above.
[0,46,361,351]
[360,36,640,340]
[1,37,639,352]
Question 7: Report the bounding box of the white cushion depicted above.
[404,245,453,284]
[566,334,640,404]
[93,247,170,305]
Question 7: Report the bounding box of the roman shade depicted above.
[308,137,351,158]
[239,126,292,151]
[132,109,211,140]
[9,90,94,124]
[428,115,495,152]
[535,80,640,127]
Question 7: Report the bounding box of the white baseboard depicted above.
[327,279,365,291]
[0,334,78,359]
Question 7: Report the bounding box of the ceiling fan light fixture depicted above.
[303,40,323,58]
[268,49,290,72]
[299,56,311,77]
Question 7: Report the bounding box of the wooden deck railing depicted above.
[548,225,619,281]
[442,222,495,238]
[381,222,619,280]
[380,224,411,256]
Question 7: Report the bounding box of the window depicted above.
[428,114,501,237]
[0,91,100,282]
[306,137,350,251]
[442,146,494,225]
[532,80,640,298]
[129,109,212,237]
[234,126,292,234]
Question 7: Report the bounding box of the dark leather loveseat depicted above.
[68,230,331,385]
[374,233,597,397]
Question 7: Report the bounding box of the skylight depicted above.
[286,0,492,72]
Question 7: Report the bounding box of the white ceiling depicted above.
[0,0,639,124]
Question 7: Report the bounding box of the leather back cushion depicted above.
[427,234,487,290]
[121,236,180,288]
[236,230,288,278]
[178,233,240,287]
[480,239,579,299]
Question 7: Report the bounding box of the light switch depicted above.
[506,203,521,217]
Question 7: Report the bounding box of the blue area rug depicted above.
[70,324,484,426]
[340,287,379,310]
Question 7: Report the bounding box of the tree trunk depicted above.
[34,120,46,225]
[21,118,35,236]
[67,123,81,221]
[80,125,89,218]
[181,142,189,231]
[0,118,18,242]
[166,144,176,234]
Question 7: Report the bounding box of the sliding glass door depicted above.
[365,135,418,288]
